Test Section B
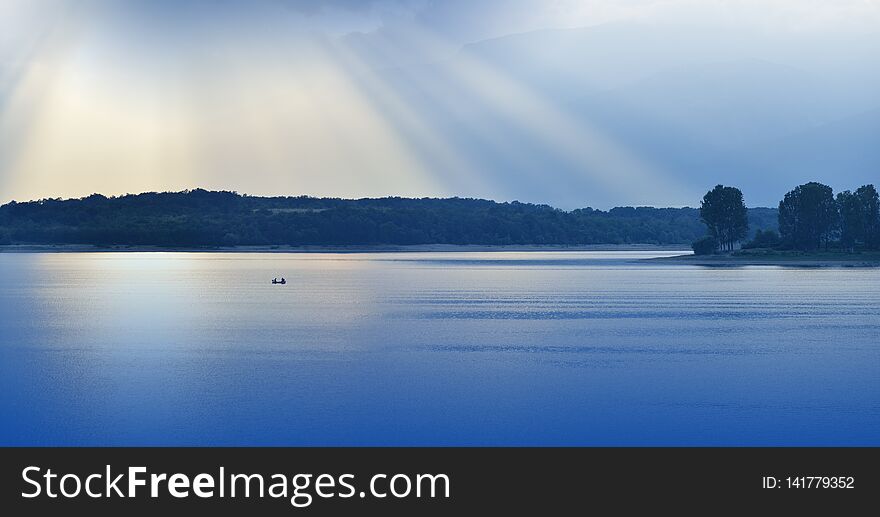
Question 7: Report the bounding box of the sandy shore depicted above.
[0,243,689,253]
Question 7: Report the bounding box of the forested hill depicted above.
[0,189,778,247]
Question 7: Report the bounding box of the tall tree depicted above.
[855,185,880,250]
[836,185,879,251]
[778,182,837,250]
[699,185,749,251]
[837,190,859,251]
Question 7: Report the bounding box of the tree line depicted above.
[0,189,776,247]
[693,182,880,254]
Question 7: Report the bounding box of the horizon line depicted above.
[1,187,788,212]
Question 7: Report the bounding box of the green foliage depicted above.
[699,185,749,251]
[862,185,880,249]
[746,208,778,239]
[837,190,859,249]
[0,189,727,247]
[742,229,781,249]
[837,185,880,250]
[778,182,838,251]
[691,236,718,255]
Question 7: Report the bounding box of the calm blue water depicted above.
[1,251,878,446]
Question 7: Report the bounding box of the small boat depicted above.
[272,278,287,285]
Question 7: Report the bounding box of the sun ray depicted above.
[319,36,497,198]
[392,24,694,205]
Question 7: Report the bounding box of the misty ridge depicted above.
[3,19,878,209]
[345,22,880,208]
[0,189,777,247]
[1,21,876,248]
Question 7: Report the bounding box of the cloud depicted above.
[1,0,879,206]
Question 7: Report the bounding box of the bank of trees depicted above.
[0,190,724,247]
[777,182,879,251]
[834,185,879,251]
[5,185,874,252]
[692,182,880,254]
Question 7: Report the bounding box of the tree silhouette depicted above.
[0,190,728,247]
[837,190,860,251]
[691,235,718,255]
[778,182,837,251]
[856,185,880,250]
[742,229,781,249]
[699,185,749,251]
[838,185,880,251]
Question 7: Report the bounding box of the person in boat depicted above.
[273,277,277,284]
[280,277,286,284]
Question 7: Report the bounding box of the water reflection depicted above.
[1,251,878,445]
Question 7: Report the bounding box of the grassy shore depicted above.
[654,248,880,267]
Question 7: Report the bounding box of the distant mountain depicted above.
[575,59,835,149]
[736,107,880,197]
[454,23,880,114]
[348,23,880,208]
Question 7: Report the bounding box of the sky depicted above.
[1,1,879,208]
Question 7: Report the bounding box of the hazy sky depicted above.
[1,1,878,207]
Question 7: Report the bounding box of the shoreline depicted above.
[652,252,880,267]
[3,244,877,267]
[0,243,690,254]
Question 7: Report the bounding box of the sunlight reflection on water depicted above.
[1,251,878,445]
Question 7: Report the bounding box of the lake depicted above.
[1,251,878,445]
